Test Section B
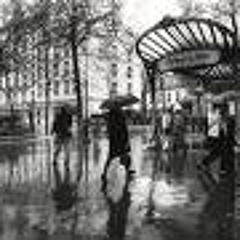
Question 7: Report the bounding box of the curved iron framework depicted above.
[136,17,240,93]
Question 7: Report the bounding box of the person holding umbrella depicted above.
[100,94,138,240]
[50,104,77,213]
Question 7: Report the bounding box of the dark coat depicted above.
[106,107,130,159]
[52,107,72,139]
[219,116,236,178]
[102,108,133,240]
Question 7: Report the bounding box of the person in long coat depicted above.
[51,105,72,166]
[101,106,134,240]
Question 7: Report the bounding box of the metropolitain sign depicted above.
[158,50,220,72]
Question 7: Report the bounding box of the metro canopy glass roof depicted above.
[136,17,239,93]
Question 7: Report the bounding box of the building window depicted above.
[37,84,43,98]
[63,60,70,76]
[38,47,45,62]
[15,72,20,88]
[167,92,171,102]
[37,65,44,80]
[53,80,60,96]
[127,82,132,95]
[111,82,118,96]
[31,34,35,45]
[64,80,70,95]
[53,62,59,77]
[31,70,36,83]
[176,90,180,102]
[54,48,60,61]
[31,90,35,99]
[64,47,70,58]
[127,66,132,79]
[111,63,118,77]
[37,109,41,125]
[22,91,26,102]
[22,70,28,83]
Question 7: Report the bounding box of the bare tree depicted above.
[0,0,38,112]
[25,0,113,183]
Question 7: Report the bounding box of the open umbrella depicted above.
[100,94,139,110]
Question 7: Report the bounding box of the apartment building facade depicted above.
[0,2,143,134]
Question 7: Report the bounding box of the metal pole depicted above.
[230,6,239,240]
[84,40,89,193]
[144,62,159,219]
[69,0,84,184]
[43,8,50,136]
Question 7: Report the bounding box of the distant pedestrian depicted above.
[201,103,229,171]
[51,105,72,166]
[28,108,35,133]
[199,104,236,239]
[170,109,187,182]
[93,139,101,165]
[51,105,77,213]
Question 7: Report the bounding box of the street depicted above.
[0,128,217,240]
[0,0,238,239]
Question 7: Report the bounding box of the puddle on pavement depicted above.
[0,133,226,240]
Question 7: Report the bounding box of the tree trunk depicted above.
[69,14,83,183]
[44,43,50,135]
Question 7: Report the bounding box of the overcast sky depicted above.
[122,0,182,34]
[0,0,219,34]
[0,0,182,34]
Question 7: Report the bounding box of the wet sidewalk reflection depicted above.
[0,130,230,240]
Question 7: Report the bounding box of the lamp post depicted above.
[194,84,204,133]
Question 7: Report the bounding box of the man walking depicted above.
[101,106,134,240]
[199,103,236,240]
[51,104,77,213]
[51,104,72,166]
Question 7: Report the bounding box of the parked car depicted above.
[0,110,32,137]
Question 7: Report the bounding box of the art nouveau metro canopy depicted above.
[136,17,240,93]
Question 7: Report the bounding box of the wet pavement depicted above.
[0,127,226,239]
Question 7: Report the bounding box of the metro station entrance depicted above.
[136,16,240,240]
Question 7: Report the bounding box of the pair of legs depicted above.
[52,135,72,196]
[53,135,71,169]
[106,195,131,240]
[52,136,78,212]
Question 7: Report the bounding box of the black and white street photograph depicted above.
[0,0,239,239]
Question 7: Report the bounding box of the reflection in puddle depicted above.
[0,131,212,239]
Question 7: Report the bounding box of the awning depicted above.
[136,17,240,93]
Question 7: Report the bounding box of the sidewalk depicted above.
[135,196,206,240]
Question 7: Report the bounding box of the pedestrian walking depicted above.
[99,94,138,240]
[93,138,101,165]
[51,105,77,213]
[101,106,134,240]
[202,104,222,166]
[198,103,236,240]
[51,104,72,167]
[28,108,35,133]
[170,109,187,183]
